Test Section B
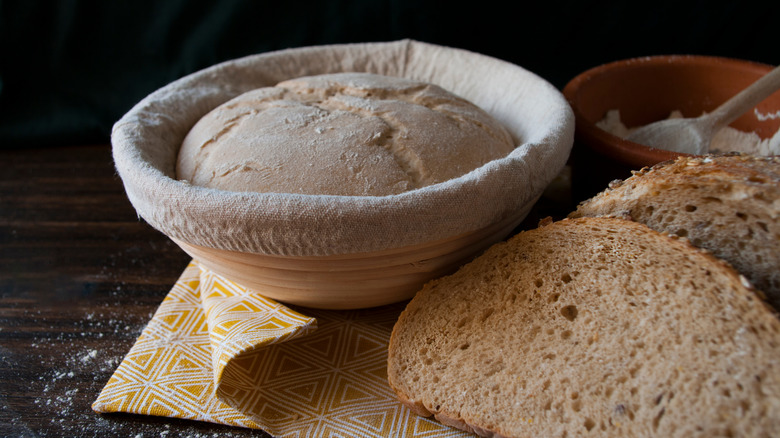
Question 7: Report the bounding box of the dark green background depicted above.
[1,0,777,148]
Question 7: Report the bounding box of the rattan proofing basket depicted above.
[112,40,574,309]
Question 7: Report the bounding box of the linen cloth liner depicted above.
[111,39,574,257]
[93,261,472,437]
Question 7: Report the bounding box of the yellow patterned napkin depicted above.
[93,260,470,437]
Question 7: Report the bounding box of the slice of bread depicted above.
[387,217,780,438]
[570,154,780,310]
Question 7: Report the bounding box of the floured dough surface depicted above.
[176,73,515,196]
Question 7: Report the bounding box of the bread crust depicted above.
[391,388,510,438]
[571,153,780,309]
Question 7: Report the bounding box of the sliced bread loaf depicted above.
[387,217,780,438]
[569,154,780,310]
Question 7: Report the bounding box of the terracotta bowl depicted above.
[563,55,780,199]
[112,40,574,309]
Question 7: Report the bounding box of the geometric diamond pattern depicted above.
[92,260,470,437]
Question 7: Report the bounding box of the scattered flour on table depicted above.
[597,109,780,155]
[20,310,254,437]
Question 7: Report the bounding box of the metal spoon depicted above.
[626,64,780,155]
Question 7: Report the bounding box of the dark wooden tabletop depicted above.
[0,144,573,437]
[0,144,275,437]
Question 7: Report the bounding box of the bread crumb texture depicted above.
[387,216,780,438]
[176,73,515,196]
[571,154,780,310]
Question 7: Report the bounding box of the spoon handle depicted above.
[708,65,780,131]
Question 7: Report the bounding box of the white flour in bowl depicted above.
[597,109,780,155]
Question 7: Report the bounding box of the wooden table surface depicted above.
[0,144,572,437]
[0,144,275,437]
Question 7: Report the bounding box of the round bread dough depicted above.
[176,72,515,196]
